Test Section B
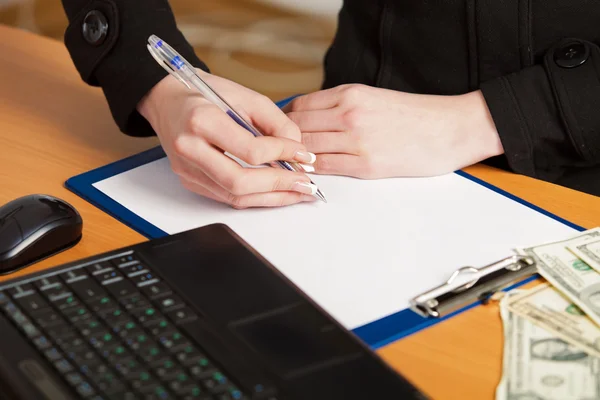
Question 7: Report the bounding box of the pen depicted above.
[146,35,327,203]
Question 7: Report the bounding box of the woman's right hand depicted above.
[137,69,318,209]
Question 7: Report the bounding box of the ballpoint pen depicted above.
[146,35,327,203]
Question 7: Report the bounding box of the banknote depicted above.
[506,283,600,359]
[516,228,600,327]
[496,292,600,400]
[569,238,600,273]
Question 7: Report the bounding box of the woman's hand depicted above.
[284,84,504,179]
[137,69,318,209]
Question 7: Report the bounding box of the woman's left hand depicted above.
[284,84,505,179]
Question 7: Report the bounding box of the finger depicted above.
[226,191,317,209]
[302,131,360,155]
[178,160,316,209]
[190,108,315,165]
[285,87,342,112]
[286,109,344,133]
[180,177,226,203]
[174,135,318,196]
[314,154,371,178]
[242,94,302,142]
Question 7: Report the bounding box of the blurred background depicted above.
[0,0,343,101]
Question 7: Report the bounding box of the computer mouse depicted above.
[0,194,82,274]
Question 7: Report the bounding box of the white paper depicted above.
[94,158,577,330]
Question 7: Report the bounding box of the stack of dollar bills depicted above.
[496,227,600,399]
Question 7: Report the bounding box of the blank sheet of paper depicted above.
[93,158,577,330]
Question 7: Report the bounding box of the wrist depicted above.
[458,90,504,163]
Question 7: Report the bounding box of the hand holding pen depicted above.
[137,35,326,208]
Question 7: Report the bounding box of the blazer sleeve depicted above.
[60,0,209,137]
[479,38,600,185]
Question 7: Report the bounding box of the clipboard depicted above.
[65,98,584,349]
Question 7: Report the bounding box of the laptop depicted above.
[0,223,427,400]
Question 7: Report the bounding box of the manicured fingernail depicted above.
[299,163,315,173]
[295,151,316,164]
[293,181,318,195]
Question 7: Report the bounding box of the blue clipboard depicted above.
[65,98,584,350]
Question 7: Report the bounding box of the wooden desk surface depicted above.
[1,24,600,400]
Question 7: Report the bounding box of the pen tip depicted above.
[315,190,327,203]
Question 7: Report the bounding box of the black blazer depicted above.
[60,0,600,196]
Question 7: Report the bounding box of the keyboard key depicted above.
[179,384,207,399]
[131,306,161,325]
[114,358,144,379]
[68,348,101,366]
[87,296,117,314]
[52,294,80,311]
[173,345,204,366]
[104,279,137,299]
[65,372,85,386]
[86,262,114,276]
[89,331,118,350]
[159,331,188,351]
[46,324,74,341]
[111,320,141,338]
[168,371,192,392]
[76,318,106,337]
[21,323,41,338]
[188,357,215,378]
[99,307,130,325]
[8,284,35,298]
[75,381,96,398]
[155,295,185,312]
[63,305,91,323]
[166,307,197,325]
[70,278,106,302]
[34,277,62,292]
[101,344,132,364]
[142,282,172,299]
[44,347,63,362]
[202,371,230,393]
[0,291,9,305]
[138,343,167,364]
[32,335,52,350]
[112,254,138,267]
[57,334,87,352]
[15,293,49,313]
[153,358,180,380]
[146,319,172,337]
[30,309,63,328]
[46,289,74,303]
[120,263,148,277]
[60,269,90,283]
[54,359,74,374]
[130,370,155,390]
[131,272,159,287]
[119,294,149,311]
[95,270,124,285]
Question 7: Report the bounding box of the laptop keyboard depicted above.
[0,252,251,400]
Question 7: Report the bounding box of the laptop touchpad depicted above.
[230,303,362,377]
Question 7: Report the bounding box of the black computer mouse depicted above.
[0,194,82,274]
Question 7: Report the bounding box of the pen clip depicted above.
[146,44,191,90]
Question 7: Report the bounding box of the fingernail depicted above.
[295,151,316,164]
[293,181,318,195]
[299,163,315,173]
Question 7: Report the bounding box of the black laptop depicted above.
[0,223,426,400]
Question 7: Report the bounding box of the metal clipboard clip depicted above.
[409,254,536,318]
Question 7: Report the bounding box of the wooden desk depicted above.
[1,24,600,400]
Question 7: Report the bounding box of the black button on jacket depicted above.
[60,0,600,196]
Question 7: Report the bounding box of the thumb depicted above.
[242,94,302,142]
